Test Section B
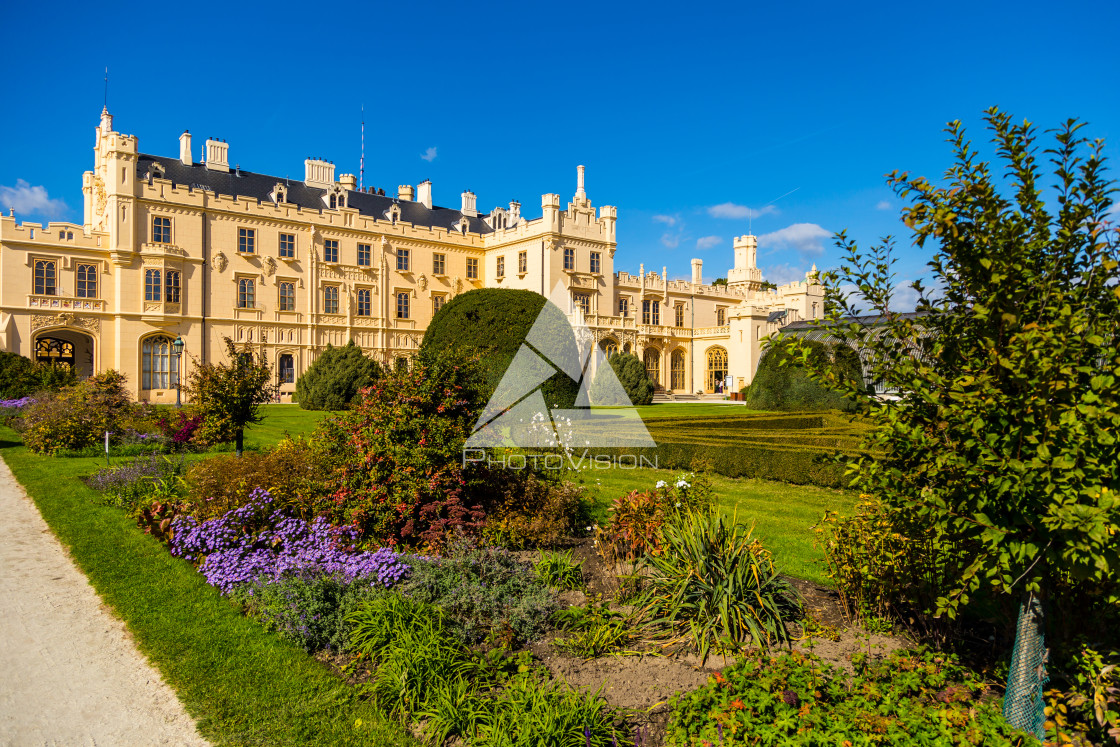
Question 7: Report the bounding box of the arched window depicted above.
[600,338,618,359]
[278,354,295,384]
[706,346,728,393]
[643,347,661,388]
[34,260,57,295]
[142,335,178,390]
[237,278,255,308]
[165,271,181,303]
[671,349,686,391]
[76,264,97,298]
[356,289,371,317]
[396,292,409,319]
[145,269,161,301]
[324,286,339,314]
[35,337,74,368]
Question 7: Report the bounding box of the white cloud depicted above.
[660,232,681,249]
[758,222,831,256]
[653,214,677,226]
[0,179,68,219]
[695,235,721,250]
[421,147,438,162]
[760,263,806,286]
[707,203,778,220]
[875,200,892,211]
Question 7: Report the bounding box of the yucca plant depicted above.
[636,508,802,663]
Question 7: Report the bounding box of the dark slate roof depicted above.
[136,153,494,235]
[780,311,927,332]
[767,309,789,324]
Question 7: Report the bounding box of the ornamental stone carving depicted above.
[418,274,428,291]
[454,276,463,293]
[263,256,277,277]
[31,313,100,335]
[211,251,227,272]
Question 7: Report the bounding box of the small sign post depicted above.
[104,430,110,466]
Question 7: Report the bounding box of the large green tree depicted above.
[778,109,1120,633]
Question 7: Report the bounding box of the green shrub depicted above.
[183,337,276,451]
[1044,646,1120,746]
[184,437,332,520]
[0,351,77,399]
[18,370,135,454]
[483,472,592,549]
[551,600,638,659]
[589,352,654,405]
[533,549,584,590]
[317,349,492,548]
[232,572,385,653]
[666,648,1034,746]
[637,509,801,662]
[596,490,665,562]
[471,671,622,746]
[419,287,581,410]
[744,339,863,411]
[295,341,382,411]
[400,540,556,646]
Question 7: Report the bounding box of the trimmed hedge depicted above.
[420,288,580,409]
[590,352,654,406]
[744,340,863,411]
[295,341,382,411]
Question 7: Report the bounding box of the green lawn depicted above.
[0,427,416,746]
[243,404,332,449]
[569,465,853,586]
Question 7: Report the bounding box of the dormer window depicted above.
[324,184,347,210]
[271,183,288,204]
[385,203,402,224]
[454,216,470,234]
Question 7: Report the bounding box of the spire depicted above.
[99,106,113,134]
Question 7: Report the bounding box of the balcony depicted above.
[28,295,105,312]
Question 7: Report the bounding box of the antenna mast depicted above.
[103,67,108,108]
[359,106,365,192]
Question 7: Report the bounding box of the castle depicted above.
[0,108,823,401]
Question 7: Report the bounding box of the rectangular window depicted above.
[396,248,410,272]
[279,233,296,258]
[433,294,446,314]
[324,286,339,314]
[396,292,409,319]
[34,260,57,295]
[642,299,659,325]
[76,263,97,298]
[357,243,371,266]
[563,247,574,271]
[324,239,339,263]
[590,252,601,274]
[356,288,371,317]
[237,277,254,308]
[675,303,685,328]
[618,297,629,317]
[278,354,295,384]
[466,257,479,280]
[152,216,172,244]
[717,308,726,326]
[238,227,255,254]
[279,282,295,311]
[573,293,590,314]
[518,251,527,274]
[165,271,181,304]
[433,253,446,275]
[145,269,162,302]
[496,256,505,278]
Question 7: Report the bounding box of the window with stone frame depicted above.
[152,216,172,244]
[324,239,339,263]
[642,299,660,325]
[356,288,372,317]
[357,243,371,266]
[563,247,575,271]
[278,354,295,384]
[165,271,181,304]
[279,233,296,258]
[573,293,591,314]
[496,256,505,278]
[618,297,629,317]
[590,251,601,274]
[34,260,56,295]
[76,263,97,298]
[279,282,296,312]
[396,248,410,272]
[717,307,726,326]
[145,269,162,302]
[396,292,410,319]
[466,257,479,280]
[433,294,446,313]
[323,285,339,314]
[238,227,255,254]
[237,277,255,308]
[675,303,685,328]
[433,253,446,275]
[141,335,178,390]
[518,251,527,274]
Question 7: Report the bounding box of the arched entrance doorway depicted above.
[670,349,686,391]
[643,347,661,389]
[34,329,95,378]
[706,346,728,393]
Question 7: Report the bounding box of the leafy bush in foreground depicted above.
[667,648,1034,746]
[19,370,135,453]
[0,350,77,399]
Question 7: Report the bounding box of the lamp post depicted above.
[172,335,185,408]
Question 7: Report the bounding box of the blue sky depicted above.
[3,0,1117,310]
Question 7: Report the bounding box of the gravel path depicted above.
[0,456,209,746]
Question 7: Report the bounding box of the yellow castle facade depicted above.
[0,109,824,401]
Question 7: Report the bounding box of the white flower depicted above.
[656,480,667,489]
[675,502,681,507]
[676,479,690,488]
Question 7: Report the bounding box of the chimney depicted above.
[339,173,357,191]
[205,138,230,172]
[576,165,586,199]
[461,190,478,217]
[398,185,414,201]
[417,180,432,209]
[691,258,703,284]
[508,200,521,223]
[179,131,193,166]
[304,158,335,188]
